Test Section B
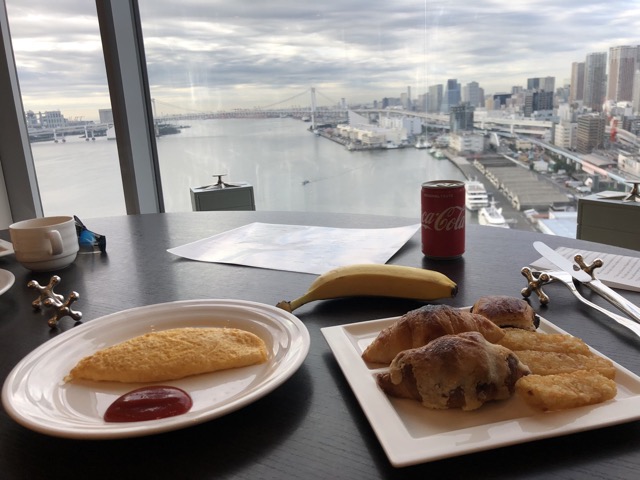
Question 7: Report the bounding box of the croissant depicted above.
[376,332,531,411]
[361,304,505,364]
[470,295,539,331]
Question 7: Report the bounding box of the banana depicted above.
[276,264,457,313]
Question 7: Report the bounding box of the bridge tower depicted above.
[310,87,317,130]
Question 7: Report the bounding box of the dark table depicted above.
[1,211,640,479]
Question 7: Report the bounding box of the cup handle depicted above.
[48,230,64,255]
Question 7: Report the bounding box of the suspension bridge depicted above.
[153,87,349,126]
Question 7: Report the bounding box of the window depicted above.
[4,0,126,219]
[2,0,639,240]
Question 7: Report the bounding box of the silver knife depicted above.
[533,241,640,324]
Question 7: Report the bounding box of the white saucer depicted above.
[0,239,13,257]
[0,269,15,296]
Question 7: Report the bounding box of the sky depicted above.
[6,0,640,121]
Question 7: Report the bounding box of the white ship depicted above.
[478,199,509,228]
[414,138,429,149]
[465,181,489,211]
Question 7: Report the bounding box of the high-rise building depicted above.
[570,62,585,103]
[633,70,640,114]
[534,90,554,111]
[462,81,484,107]
[492,93,512,108]
[400,92,410,109]
[576,114,605,153]
[527,76,555,93]
[428,84,443,113]
[443,79,461,113]
[449,103,474,133]
[607,45,639,103]
[583,52,607,112]
[416,93,428,112]
[554,121,577,150]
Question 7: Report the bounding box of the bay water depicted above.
[31,118,466,220]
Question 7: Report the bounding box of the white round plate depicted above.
[0,269,15,296]
[1,299,310,439]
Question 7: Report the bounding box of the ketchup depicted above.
[104,386,193,422]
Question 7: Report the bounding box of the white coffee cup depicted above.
[9,216,79,271]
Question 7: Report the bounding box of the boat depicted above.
[414,138,427,149]
[465,181,489,211]
[478,199,509,228]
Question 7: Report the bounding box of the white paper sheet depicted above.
[531,246,640,293]
[167,222,421,275]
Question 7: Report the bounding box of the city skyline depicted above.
[6,0,640,121]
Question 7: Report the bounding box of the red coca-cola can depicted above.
[421,180,465,258]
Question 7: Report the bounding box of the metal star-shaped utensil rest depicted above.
[27,275,82,328]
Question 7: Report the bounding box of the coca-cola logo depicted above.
[421,206,465,231]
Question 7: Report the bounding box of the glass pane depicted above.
[137,1,466,219]
[135,1,639,238]
[6,1,126,219]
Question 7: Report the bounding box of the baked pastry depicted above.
[66,327,268,383]
[470,295,539,331]
[362,304,505,364]
[376,332,530,410]
[516,370,617,411]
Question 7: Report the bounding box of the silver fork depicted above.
[543,270,640,338]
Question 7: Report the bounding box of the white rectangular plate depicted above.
[322,316,640,467]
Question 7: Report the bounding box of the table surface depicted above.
[1,211,640,480]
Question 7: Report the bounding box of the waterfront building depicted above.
[583,52,607,112]
[607,45,639,103]
[449,132,483,153]
[570,62,585,103]
[576,114,606,153]
[379,114,421,136]
[38,110,67,129]
[24,110,38,128]
[99,108,114,124]
[341,110,407,147]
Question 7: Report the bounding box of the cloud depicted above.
[7,0,639,118]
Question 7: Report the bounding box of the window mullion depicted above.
[95,0,164,214]
[0,0,43,224]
